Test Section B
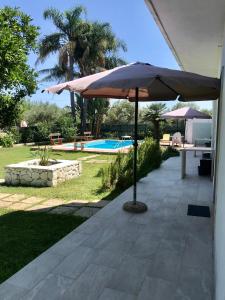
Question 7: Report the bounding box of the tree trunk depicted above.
[82,98,88,132]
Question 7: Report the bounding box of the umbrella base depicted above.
[123,201,148,213]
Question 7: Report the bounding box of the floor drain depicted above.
[187,204,210,218]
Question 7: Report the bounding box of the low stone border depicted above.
[5,159,81,187]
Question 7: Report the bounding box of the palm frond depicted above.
[36,32,65,65]
[43,8,65,33]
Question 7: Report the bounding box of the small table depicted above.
[180,147,213,179]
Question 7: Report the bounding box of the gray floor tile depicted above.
[99,288,136,300]
[53,245,94,279]
[47,232,90,257]
[63,264,116,300]
[107,255,153,295]
[22,273,74,300]
[7,252,63,290]
[0,282,28,300]
[137,277,177,300]
[175,266,212,300]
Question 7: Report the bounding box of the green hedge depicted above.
[100,137,162,191]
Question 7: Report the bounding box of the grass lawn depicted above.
[0,208,85,283]
[0,146,117,201]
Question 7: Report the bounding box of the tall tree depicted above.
[142,103,167,142]
[0,7,39,128]
[76,21,126,132]
[37,6,86,124]
[37,6,127,133]
[87,98,110,137]
[105,101,135,125]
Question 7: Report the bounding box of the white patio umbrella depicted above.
[44,62,220,213]
[161,107,212,143]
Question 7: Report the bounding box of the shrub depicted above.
[100,137,162,191]
[161,146,179,160]
[10,127,21,144]
[53,114,76,142]
[0,132,14,147]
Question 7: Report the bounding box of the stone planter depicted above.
[4,159,82,187]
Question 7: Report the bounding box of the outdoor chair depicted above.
[172,132,182,147]
[160,134,171,146]
[49,132,62,145]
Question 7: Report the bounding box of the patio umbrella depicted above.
[161,107,212,143]
[44,62,220,213]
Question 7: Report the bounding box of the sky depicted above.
[1,0,212,110]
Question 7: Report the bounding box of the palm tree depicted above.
[36,6,87,124]
[142,103,167,143]
[37,6,127,133]
[76,21,127,133]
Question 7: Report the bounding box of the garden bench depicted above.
[74,131,94,142]
[49,133,63,145]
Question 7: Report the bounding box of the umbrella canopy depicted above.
[161,107,212,120]
[44,62,220,101]
[44,62,220,213]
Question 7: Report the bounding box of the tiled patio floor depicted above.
[0,153,213,300]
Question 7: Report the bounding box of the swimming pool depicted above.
[54,139,134,152]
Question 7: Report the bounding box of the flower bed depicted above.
[4,159,81,187]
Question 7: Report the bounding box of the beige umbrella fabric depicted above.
[44,62,220,213]
[45,62,220,101]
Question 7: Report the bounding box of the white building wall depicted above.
[215,35,225,300]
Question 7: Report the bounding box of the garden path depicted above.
[0,193,110,218]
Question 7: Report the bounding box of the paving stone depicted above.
[73,207,100,218]
[0,193,10,199]
[22,273,74,300]
[77,154,99,161]
[0,282,29,300]
[137,277,177,300]
[1,194,26,202]
[86,159,111,163]
[87,200,110,208]
[99,288,136,300]
[41,198,64,206]
[0,201,12,208]
[53,246,94,279]
[7,252,63,290]
[25,204,53,213]
[9,202,32,211]
[49,206,79,215]
[62,264,115,300]
[21,197,45,204]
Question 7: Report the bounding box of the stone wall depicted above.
[5,159,81,187]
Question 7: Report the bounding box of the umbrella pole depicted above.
[123,88,148,213]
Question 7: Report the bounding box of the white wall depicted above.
[214,35,225,300]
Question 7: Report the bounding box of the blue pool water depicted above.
[65,139,133,150]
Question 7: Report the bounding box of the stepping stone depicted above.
[86,159,110,163]
[1,194,26,202]
[0,201,12,208]
[21,197,45,204]
[49,206,79,215]
[0,179,5,184]
[10,202,32,211]
[73,207,100,218]
[87,200,110,208]
[0,193,11,200]
[42,199,64,206]
[78,154,100,161]
[66,199,92,206]
[26,204,53,213]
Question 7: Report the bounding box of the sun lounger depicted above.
[160,134,171,146]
